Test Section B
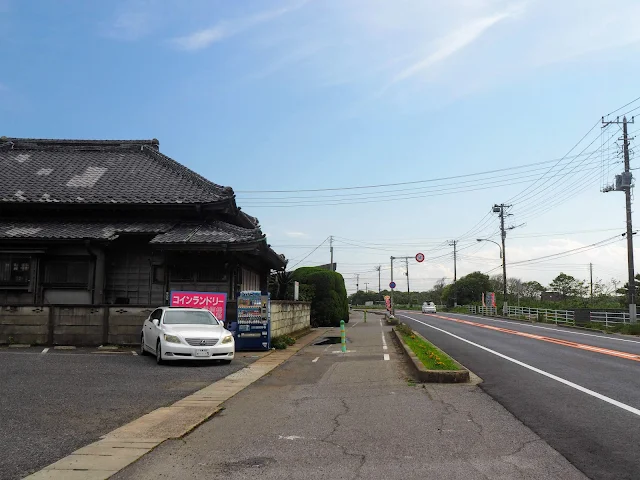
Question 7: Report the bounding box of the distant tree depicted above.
[443,271,492,306]
[489,274,503,295]
[616,273,640,300]
[520,280,545,299]
[429,278,447,305]
[549,273,587,299]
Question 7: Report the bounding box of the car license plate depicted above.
[194,349,209,357]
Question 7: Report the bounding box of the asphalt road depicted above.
[0,346,261,480]
[114,313,586,480]
[399,311,640,480]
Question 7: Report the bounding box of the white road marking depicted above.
[279,435,304,440]
[312,357,319,363]
[383,353,390,361]
[400,314,640,417]
[332,350,355,353]
[351,321,360,328]
[449,312,640,345]
[41,348,49,354]
[132,351,138,356]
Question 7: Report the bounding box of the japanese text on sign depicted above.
[170,291,227,321]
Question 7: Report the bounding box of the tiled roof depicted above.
[150,221,263,244]
[0,221,174,240]
[0,138,233,205]
[0,220,262,244]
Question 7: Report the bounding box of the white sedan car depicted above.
[422,302,437,314]
[140,307,235,365]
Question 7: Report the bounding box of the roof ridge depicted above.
[4,138,160,147]
[141,145,234,198]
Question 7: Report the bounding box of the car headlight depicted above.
[164,334,181,344]
[222,335,233,344]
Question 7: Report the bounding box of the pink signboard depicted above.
[170,291,227,321]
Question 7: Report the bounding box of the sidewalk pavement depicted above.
[114,312,587,480]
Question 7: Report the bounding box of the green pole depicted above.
[364,310,367,323]
[340,320,346,353]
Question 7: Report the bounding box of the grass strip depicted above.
[396,323,459,370]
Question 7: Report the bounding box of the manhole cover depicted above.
[313,336,344,345]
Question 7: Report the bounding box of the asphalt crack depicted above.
[319,397,367,479]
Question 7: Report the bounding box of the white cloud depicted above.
[171,1,309,51]
[285,231,307,238]
[106,1,157,41]
[390,10,514,85]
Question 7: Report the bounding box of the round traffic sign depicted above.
[389,281,396,289]
[415,252,425,263]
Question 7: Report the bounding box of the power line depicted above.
[240,156,618,208]
[236,150,610,194]
[288,236,330,269]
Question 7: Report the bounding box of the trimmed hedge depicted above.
[293,267,349,327]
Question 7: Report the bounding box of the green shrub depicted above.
[396,322,413,336]
[283,335,296,346]
[271,336,289,349]
[292,267,349,327]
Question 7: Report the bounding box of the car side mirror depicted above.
[152,319,159,326]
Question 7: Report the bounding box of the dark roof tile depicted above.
[150,221,262,244]
[0,138,232,205]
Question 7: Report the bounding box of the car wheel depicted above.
[140,334,148,356]
[156,340,164,365]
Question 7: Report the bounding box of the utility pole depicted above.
[375,265,381,293]
[602,115,636,323]
[329,235,334,271]
[356,274,360,292]
[493,204,513,311]
[448,240,458,306]
[364,282,369,293]
[405,257,411,306]
[590,263,593,299]
[449,240,457,282]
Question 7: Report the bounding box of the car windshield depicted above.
[163,310,218,325]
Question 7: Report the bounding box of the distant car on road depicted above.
[422,302,437,314]
[140,307,235,365]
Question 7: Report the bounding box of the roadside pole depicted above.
[340,320,346,353]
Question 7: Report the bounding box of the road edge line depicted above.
[400,314,640,417]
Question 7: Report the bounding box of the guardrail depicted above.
[477,306,497,316]
[467,305,477,314]
[589,311,630,327]
[505,306,575,325]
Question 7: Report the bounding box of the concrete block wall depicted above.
[108,307,153,345]
[0,306,49,345]
[0,301,310,345]
[271,301,311,337]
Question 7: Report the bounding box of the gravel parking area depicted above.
[0,346,263,480]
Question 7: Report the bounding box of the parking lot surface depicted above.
[0,346,262,480]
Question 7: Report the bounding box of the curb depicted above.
[24,328,328,480]
[393,329,470,383]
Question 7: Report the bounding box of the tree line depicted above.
[348,271,636,309]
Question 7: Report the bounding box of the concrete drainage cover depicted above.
[313,336,345,346]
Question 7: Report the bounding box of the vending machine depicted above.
[235,291,271,351]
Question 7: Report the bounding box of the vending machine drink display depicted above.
[235,291,271,351]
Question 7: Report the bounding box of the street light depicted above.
[477,238,506,305]
[476,238,502,258]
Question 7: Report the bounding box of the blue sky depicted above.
[2,0,640,294]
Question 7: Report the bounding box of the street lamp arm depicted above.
[476,238,503,258]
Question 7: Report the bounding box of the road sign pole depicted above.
[340,320,346,353]
[390,256,395,316]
